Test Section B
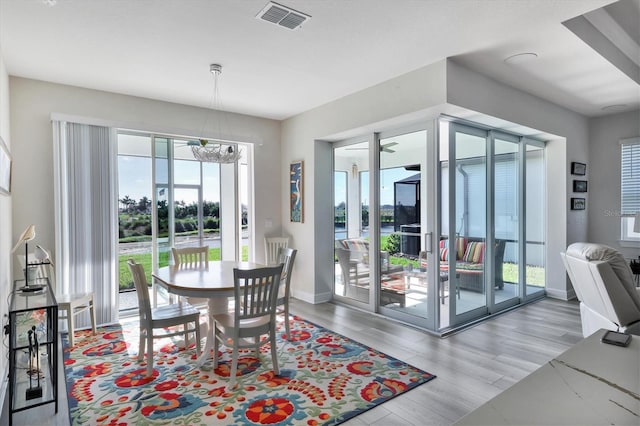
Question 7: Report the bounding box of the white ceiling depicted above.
[1,0,638,121]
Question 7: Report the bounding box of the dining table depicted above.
[152,260,267,366]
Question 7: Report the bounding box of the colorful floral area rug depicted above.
[63,316,435,425]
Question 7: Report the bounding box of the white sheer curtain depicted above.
[53,121,119,326]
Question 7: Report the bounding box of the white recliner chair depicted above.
[561,242,640,337]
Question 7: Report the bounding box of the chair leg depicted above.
[284,303,290,340]
[67,306,75,347]
[270,326,279,376]
[183,322,190,349]
[194,319,202,356]
[212,327,219,369]
[89,298,97,336]
[138,327,145,362]
[146,334,154,377]
[229,345,239,389]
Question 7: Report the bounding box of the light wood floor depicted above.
[3,297,582,425]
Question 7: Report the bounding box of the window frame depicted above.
[620,137,640,245]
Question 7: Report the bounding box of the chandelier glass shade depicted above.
[190,139,242,164]
[191,63,243,163]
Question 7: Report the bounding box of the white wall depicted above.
[282,61,449,303]
[283,58,591,304]
[0,42,12,417]
[9,77,281,271]
[588,110,640,258]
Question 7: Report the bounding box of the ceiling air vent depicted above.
[256,2,311,30]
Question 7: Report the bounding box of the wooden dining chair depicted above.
[127,259,202,377]
[171,245,210,306]
[213,264,284,388]
[171,246,209,268]
[264,237,289,265]
[275,247,297,340]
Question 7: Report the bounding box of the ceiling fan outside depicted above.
[345,142,398,153]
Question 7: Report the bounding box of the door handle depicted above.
[424,232,433,253]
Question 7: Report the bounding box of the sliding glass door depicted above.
[117,131,250,311]
[333,139,371,305]
[332,117,546,333]
[377,128,433,326]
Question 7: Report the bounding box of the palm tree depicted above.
[137,196,150,213]
[119,195,134,212]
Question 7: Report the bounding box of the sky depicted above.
[118,155,222,206]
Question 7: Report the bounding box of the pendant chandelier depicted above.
[190,63,242,163]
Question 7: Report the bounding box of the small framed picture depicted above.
[290,160,304,223]
[573,180,588,193]
[571,197,585,210]
[571,162,586,176]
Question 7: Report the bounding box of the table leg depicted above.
[196,297,229,366]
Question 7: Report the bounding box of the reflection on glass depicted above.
[454,131,486,316]
[333,142,370,303]
[379,130,427,319]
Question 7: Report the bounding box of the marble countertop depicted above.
[456,329,640,425]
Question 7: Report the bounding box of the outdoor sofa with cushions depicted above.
[421,237,506,292]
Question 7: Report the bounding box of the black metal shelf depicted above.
[8,279,58,426]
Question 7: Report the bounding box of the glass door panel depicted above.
[447,123,488,323]
[525,144,545,297]
[493,135,520,307]
[378,130,428,321]
[173,186,203,253]
[333,142,370,304]
[117,133,153,312]
[202,162,222,261]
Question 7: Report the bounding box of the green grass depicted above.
[118,246,249,290]
[386,256,545,287]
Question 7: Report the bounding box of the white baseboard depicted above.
[546,287,576,301]
[292,289,332,304]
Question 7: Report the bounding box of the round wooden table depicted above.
[153,261,266,365]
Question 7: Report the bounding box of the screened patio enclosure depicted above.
[332,116,546,333]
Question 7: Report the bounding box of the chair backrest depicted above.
[335,247,353,285]
[264,237,289,265]
[561,242,640,328]
[171,246,209,268]
[276,247,297,302]
[127,259,152,323]
[233,265,284,323]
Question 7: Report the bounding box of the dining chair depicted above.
[264,237,289,265]
[170,245,210,307]
[127,259,202,377]
[275,247,297,340]
[18,250,97,347]
[171,246,209,268]
[213,264,284,388]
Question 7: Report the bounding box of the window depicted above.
[621,137,640,242]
